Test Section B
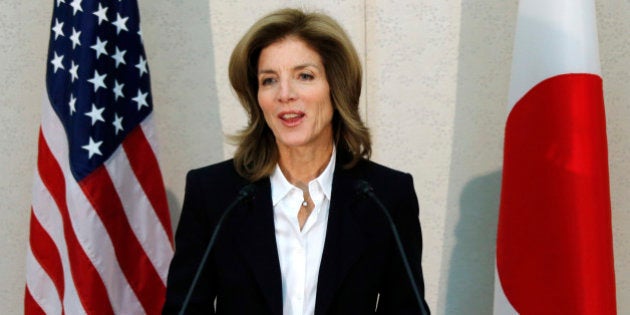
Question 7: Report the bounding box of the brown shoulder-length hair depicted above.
[229,8,371,182]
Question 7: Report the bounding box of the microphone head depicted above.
[354,180,374,196]
[238,184,256,199]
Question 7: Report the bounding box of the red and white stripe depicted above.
[25,97,174,314]
[494,0,616,314]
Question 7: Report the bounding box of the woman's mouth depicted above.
[278,111,305,126]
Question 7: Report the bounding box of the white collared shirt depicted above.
[270,150,336,315]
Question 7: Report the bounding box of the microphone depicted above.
[355,180,428,315]
[178,184,256,315]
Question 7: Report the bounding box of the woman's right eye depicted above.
[260,78,275,86]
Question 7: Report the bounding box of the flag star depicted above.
[90,37,108,59]
[51,18,64,40]
[87,70,107,92]
[69,94,77,115]
[138,27,143,40]
[112,113,124,135]
[132,89,149,110]
[70,0,83,16]
[112,13,129,34]
[85,104,105,125]
[56,0,66,7]
[113,80,125,100]
[111,47,126,68]
[135,55,148,77]
[93,3,109,25]
[70,27,81,49]
[69,61,79,82]
[50,52,65,73]
[82,136,103,159]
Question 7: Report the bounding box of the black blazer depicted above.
[163,150,429,314]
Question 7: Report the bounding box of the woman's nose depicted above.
[277,79,297,103]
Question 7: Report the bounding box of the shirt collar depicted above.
[317,146,335,201]
[270,146,336,205]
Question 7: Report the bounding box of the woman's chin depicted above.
[276,136,322,150]
[277,140,309,149]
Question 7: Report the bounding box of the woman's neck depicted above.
[277,142,334,188]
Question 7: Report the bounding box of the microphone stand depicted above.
[178,184,255,315]
[356,181,428,315]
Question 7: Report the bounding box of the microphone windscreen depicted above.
[239,183,256,198]
[354,180,373,196]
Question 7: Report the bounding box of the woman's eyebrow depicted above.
[258,63,321,75]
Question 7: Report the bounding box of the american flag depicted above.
[25,1,174,314]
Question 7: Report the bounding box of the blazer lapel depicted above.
[315,163,368,315]
[237,179,283,315]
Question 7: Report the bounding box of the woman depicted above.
[163,8,429,315]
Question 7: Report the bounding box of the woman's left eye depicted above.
[299,73,314,80]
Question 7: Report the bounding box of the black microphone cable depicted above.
[355,180,428,315]
[178,184,256,315]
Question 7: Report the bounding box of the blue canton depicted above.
[46,0,153,181]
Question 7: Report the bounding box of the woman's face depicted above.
[257,36,334,152]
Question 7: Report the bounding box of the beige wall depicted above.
[1,0,628,313]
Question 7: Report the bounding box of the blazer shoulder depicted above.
[186,159,245,185]
[353,158,412,181]
[349,158,417,206]
[183,159,252,204]
[188,159,237,177]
